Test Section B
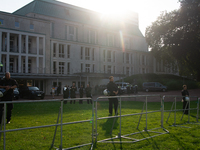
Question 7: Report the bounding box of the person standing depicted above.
[85,84,92,104]
[70,83,77,104]
[0,72,18,124]
[107,76,118,116]
[63,84,69,104]
[79,85,84,104]
[51,86,55,99]
[181,85,189,114]
[57,85,61,96]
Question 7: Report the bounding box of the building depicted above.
[0,0,175,95]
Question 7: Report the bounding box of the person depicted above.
[63,84,69,104]
[57,85,61,96]
[79,85,84,104]
[70,83,77,104]
[51,86,55,99]
[181,85,189,114]
[85,84,92,104]
[107,76,118,116]
[0,72,18,124]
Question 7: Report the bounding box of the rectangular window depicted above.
[89,30,96,44]
[9,58,14,73]
[67,45,70,58]
[69,26,74,40]
[126,67,129,75]
[53,61,56,74]
[142,55,145,65]
[103,50,106,62]
[15,22,19,28]
[107,65,111,74]
[80,47,83,59]
[67,62,70,74]
[81,63,83,72]
[107,34,113,46]
[65,25,67,39]
[104,65,106,73]
[0,19,3,25]
[23,59,25,73]
[53,43,56,57]
[28,59,31,73]
[85,64,90,73]
[59,62,64,74]
[107,50,111,62]
[85,47,90,60]
[30,24,34,30]
[93,64,95,72]
[126,53,129,64]
[113,51,115,62]
[113,66,115,74]
[124,37,130,49]
[76,27,78,41]
[59,44,64,58]
[92,48,94,61]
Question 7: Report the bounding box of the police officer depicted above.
[79,84,84,104]
[181,85,189,114]
[107,76,118,116]
[85,84,92,104]
[63,84,69,104]
[0,72,18,124]
[70,83,77,104]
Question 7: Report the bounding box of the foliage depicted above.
[120,73,200,90]
[145,0,200,80]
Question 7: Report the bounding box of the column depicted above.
[25,35,28,73]
[0,32,2,64]
[6,54,9,72]
[18,34,21,54]
[43,37,45,73]
[18,55,21,73]
[7,32,10,53]
[36,36,39,73]
[26,35,28,54]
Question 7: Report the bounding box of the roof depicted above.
[13,0,144,37]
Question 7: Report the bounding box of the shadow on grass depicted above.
[168,132,187,150]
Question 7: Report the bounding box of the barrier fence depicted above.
[0,95,199,149]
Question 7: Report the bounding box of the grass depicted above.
[0,98,200,150]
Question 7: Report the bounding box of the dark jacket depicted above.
[70,86,77,98]
[85,87,92,97]
[181,90,189,101]
[63,86,69,98]
[107,81,118,96]
[0,78,18,100]
[79,87,84,98]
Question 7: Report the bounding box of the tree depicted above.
[145,0,200,80]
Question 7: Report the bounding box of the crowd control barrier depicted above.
[93,95,169,144]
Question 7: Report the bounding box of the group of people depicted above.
[0,72,191,125]
[62,83,92,104]
[51,85,61,98]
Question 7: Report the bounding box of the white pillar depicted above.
[18,55,21,73]
[6,54,9,72]
[25,35,28,73]
[43,37,45,73]
[0,31,2,64]
[36,37,39,73]
[37,36,39,55]
[18,34,21,54]
[26,35,28,54]
[7,32,10,53]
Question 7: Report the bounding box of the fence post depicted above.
[59,100,63,150]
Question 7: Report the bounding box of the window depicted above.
[59,44,64,58]
[107,50,111,62]
[23,59,25,73]
[107,34,113,46]
[69,26,74,40]
[107,65,111,74]
[65,25,67,39]
[85,47,90,60]
[103,50,106,62]
[59,62,64,74]
[126,67,129,75]
[85,64,90,73]
[126,53,129,64]
[28,59,31,73]
[0,19,3,25]
[9,58,14,73]
[92,48,95,61]
[76,27,78,41]
[142,55,145,65]
[124,37,130,49]
[104,65,106,73]
[113,66,115,74]
[113,51,115,62]
[15,22,19,28]
[53,43,56,57]
[67,45,70,58]
[89,30,96,44]
[80,47,83,59]
[81,63,83,72]
[67,62,70,74]
[53,61,56,74]
[93,64,95,73]
[30,24,34,30]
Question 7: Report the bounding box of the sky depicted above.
[0,0,180,36]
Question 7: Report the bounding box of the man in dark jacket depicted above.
[0,72,18,124]
[181,85,189,114]
[107,76,118,115]
[63,84,69,104]
[70,83,77,104]
[79,85,84,104]
[85,84,92,104]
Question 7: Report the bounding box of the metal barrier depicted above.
[0,98,94,150]
[163,95,200,127]
[94,95,169,144]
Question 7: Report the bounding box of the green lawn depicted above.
[0,99,200,150]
